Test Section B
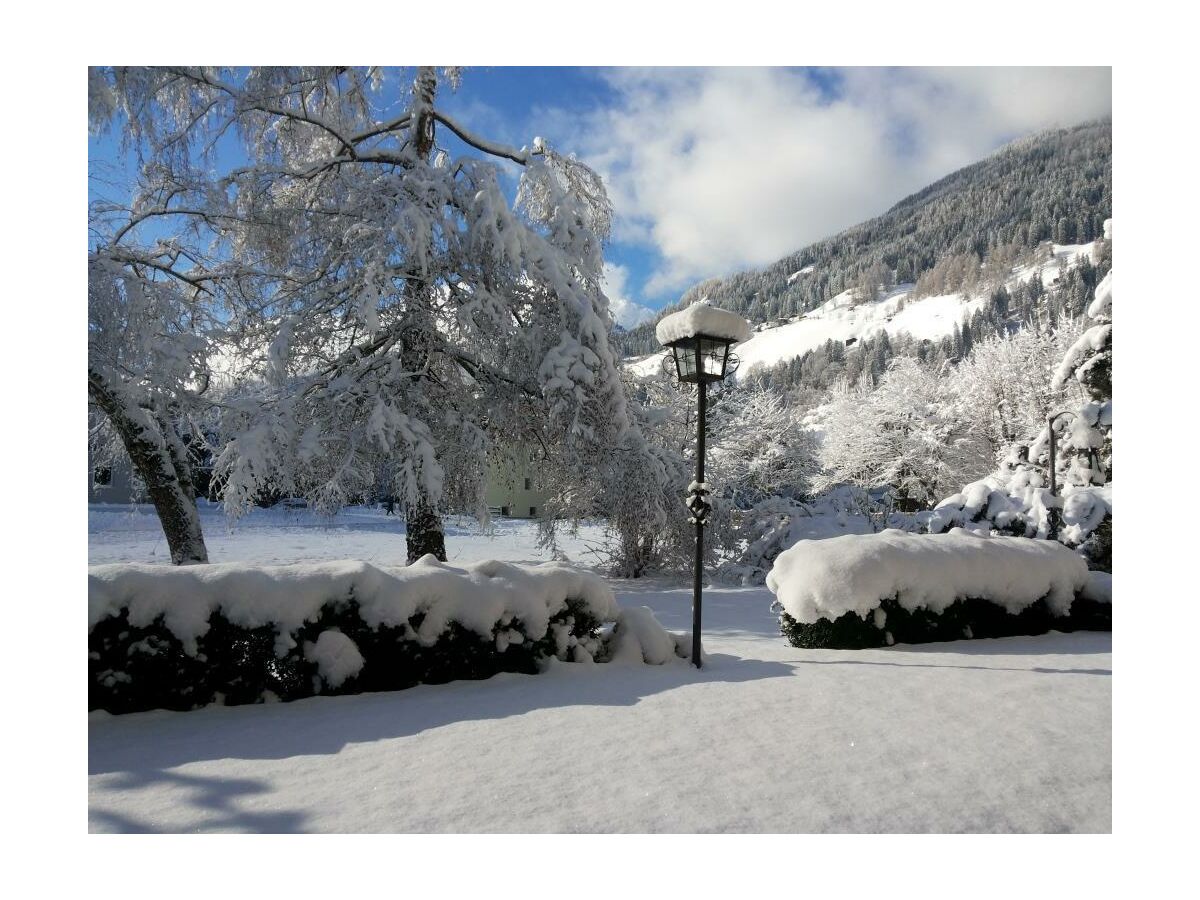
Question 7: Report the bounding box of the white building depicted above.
[483,449,550,519]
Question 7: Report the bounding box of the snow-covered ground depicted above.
[89,509,1110,832]
[89,501,608,569]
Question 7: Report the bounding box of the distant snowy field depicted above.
[88,501,607,569]
[624,238,1102,382]
[89,506,1111,833]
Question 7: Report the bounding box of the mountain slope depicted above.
[616,120,1111,358]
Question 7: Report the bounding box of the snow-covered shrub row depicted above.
[89,557,686,714]
[766,529,1108,649]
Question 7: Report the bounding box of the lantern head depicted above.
[667,334,735,384]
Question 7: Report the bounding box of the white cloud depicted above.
[601,262,656,329]
[572,67,1110,298]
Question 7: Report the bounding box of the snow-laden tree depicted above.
[90,66,628,562]
[538,366,695,578]
[707,388,819,507]
[815,357,989,509]
[541,367,823,579]
[946,320,1084,461]
[87,256,214,563]
[928,235,1112,570]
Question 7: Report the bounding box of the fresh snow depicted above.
[623,351,669,379]
[89,556,625,656]
[1086,270,1113,320]
[89,510,1110,833]
[305,631,366,688]
[1081,571,1112,605]
[655,301,752,345]
[766,528,1090,624]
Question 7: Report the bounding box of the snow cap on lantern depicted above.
[656,301,751,384]
[655,301,753,346]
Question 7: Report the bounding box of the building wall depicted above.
[88,455,138,505]
[483,450,550,518]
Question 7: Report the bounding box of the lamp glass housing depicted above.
[668,335,733,384]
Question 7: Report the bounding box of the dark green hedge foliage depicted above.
[778,594,1111,650]
[90,597,604,715]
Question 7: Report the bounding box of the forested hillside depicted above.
[616,120,1111,357]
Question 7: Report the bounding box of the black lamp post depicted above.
[662,332,742,668]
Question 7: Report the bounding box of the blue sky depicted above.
[89,67,1111,328]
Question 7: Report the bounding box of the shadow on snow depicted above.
[88,650,795,778]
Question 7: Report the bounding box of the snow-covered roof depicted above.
[655,301,752,346]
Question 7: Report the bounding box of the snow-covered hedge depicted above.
[89,556,686,714]
[765,529,1108,648]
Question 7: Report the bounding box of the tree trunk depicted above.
[411,66,439,159]
[406,497,446,563]
[399,65,448,567]
[89,368,209,565]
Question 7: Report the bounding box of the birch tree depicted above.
[90,66,628,562]
[87,256,213,563]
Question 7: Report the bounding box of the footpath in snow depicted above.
[88,511,1111,833]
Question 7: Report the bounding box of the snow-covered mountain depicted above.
[617,120,1111,364]
[626,237,1103,382]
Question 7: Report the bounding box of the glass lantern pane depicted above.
[674,343,698,379]
[699,338,727,377]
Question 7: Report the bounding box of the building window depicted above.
[529,506,537,517]
[93,466,112,487]
[501,506,510,517]
[524,477,532,490]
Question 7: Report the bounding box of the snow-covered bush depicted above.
[716,488,877,584]
[89,557,685,714]
[766,529,1108,648]
[718,497,814,585]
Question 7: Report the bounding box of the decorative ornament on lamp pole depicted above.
[656,302,751,668]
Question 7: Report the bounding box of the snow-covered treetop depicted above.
[1086,271,1112,321]
[655,301,752,346]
